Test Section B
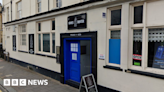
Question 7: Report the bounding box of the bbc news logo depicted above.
[3,79,48,86]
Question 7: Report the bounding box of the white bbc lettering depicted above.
[28,79,48,85]
[19,79,26,86]
[12,79,18,86]
[3,79,10,86]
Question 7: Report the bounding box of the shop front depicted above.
[60,32,97,88]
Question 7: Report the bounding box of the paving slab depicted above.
[0,59,78,92]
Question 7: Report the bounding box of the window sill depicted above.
[125,69,164,79]
[35,53,56,59]
[18,50,28,53]
[103,65,123,71]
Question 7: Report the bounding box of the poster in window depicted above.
[152,44,164,69]
[148,28,164,69]
[13,35,16,51]
[29,34,34,54]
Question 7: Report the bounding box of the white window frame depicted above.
[37,0,41,13]
[17,1,22,19]
[19,24,27,51]
[129,2,144,71]
[36,20,56,56]
[106,6,122,67]
[129,2,164,75]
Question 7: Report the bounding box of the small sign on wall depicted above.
[68,13,87,29]
[99,54,105,60]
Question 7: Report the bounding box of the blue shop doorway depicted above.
[64,38,92,83]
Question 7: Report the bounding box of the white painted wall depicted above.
[3,0,164,92]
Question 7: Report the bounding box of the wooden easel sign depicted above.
[79,74,98,92]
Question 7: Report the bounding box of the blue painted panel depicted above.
[69,41,81,82]
[109,39,121,64]
[64,38,92,83]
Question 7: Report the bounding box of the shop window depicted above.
[43,34,50,52]
[109,30,121,64]
[134,5,143,24]
[38,34,41,51]
[38,23,41,31]
[111,9,121,25]
[52,20,55,30]
[148,28,164,69]
[133,29,142,66]
[37,21,56,54]
[52,33,55,53]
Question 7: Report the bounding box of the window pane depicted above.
[38,3,41,12]
[38,34,41,51]
[56,0,59,7]
[134,5,143,24]
[111,9,121,25]
[38,23,41,31]
[111,30,120,39]
[109,30,121,64]
[52,33,55,53]
[133,29,142,66]
[52,20,55,30]
[43,34,50,52]
[148,28,164,69]
[21,34,26,45]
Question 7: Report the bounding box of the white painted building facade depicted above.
[2,0,164,92]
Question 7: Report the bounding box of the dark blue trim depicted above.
[125,69,164,79]
[64,37,92,83]
[9,57,60,81]
[103,65,123,71]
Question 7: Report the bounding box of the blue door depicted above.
[69,41,81,82]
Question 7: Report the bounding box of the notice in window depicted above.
[148,28,164,69]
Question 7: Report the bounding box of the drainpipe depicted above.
[48,0,49,11]
[10,0,12,21]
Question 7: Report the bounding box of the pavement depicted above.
[0,58,78,92]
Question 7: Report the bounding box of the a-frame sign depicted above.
[79,74,98,92]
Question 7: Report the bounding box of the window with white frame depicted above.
[37,21,56,54]
[133,29,142,66]
[19,25,26,46]
[37,0,41,12]
[109,30,121,64]
[107,6,122,66]
[55,0,62,8]
[111,8,121,26]
[17,1,22,19]
[131,3,144,68]
[130,2,164,74]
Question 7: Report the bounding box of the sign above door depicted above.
[68,13,87,30]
